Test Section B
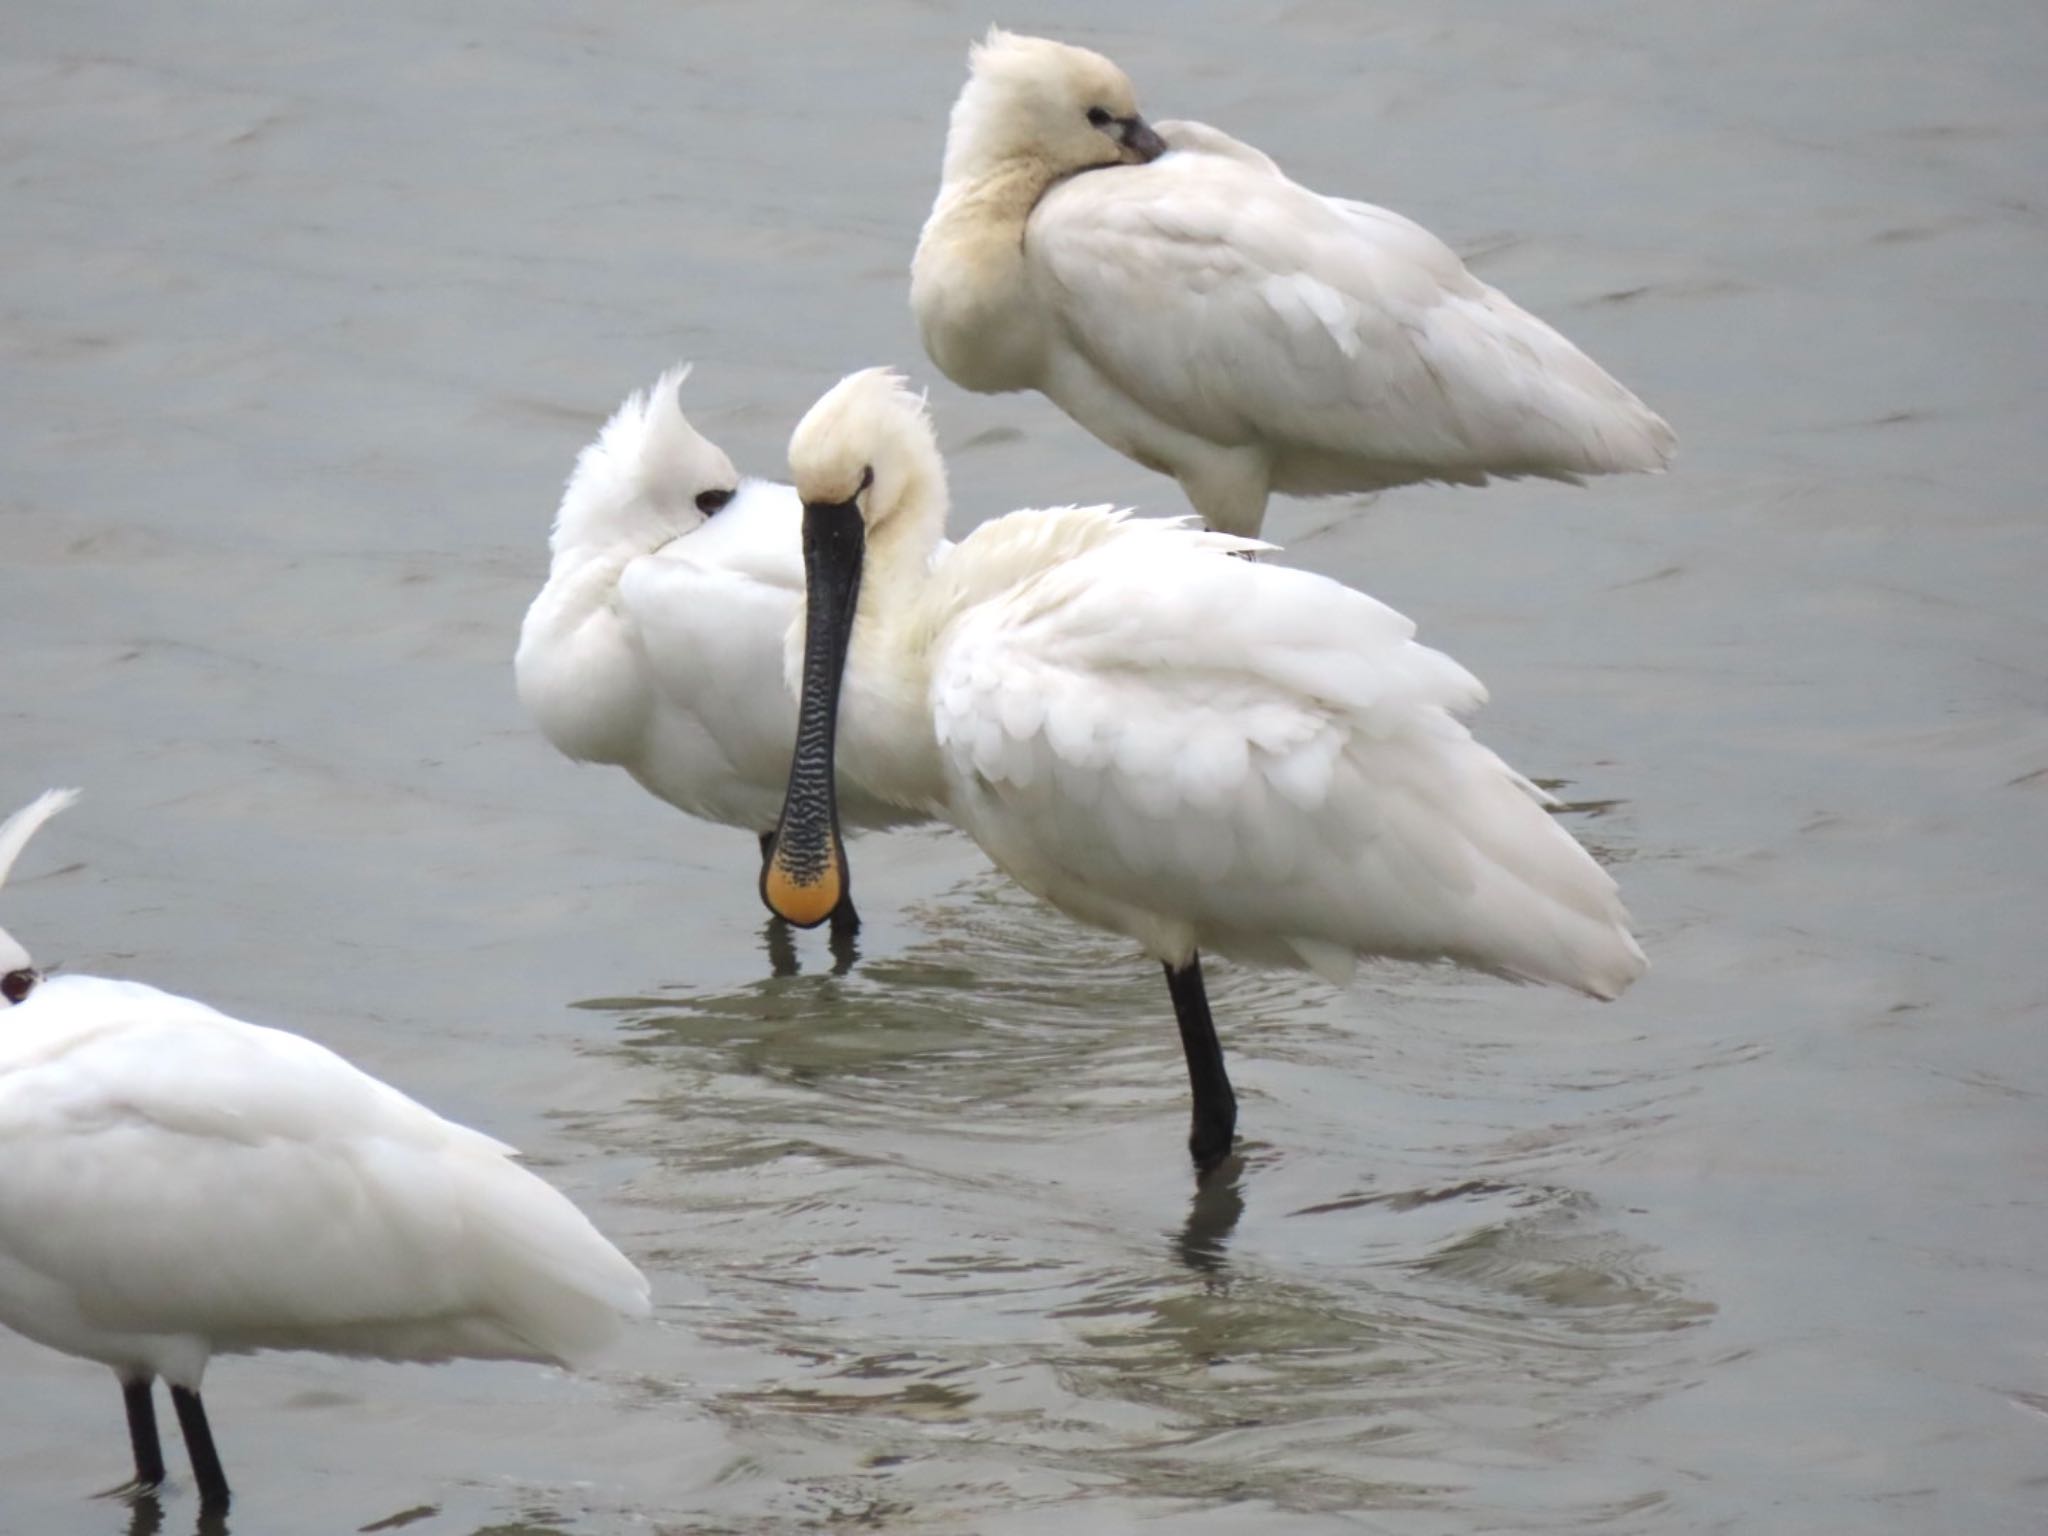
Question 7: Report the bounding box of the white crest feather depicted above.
[547,361,737,559]
[0,787,78,977]
[0,789,77,893]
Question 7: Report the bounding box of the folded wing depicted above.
[929,514,1644,997]
[0,979,649,1371]
[1031,136,1674,492]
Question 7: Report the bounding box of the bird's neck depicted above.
[832,498,955,816]
[912,163,1053,392]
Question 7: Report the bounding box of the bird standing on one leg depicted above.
[912,30,1674,537]
[759,370,1647,1175]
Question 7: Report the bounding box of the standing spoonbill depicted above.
[911,29,1674,537]
[0,790,650,1510]
[516,364,930,947]
[760,370,1646,1174]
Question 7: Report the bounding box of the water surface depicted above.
[2,1,2044,1531]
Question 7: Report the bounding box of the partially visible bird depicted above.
[516,364,929,947]
[911,29,1674,537]
[761,370,1646,1174]
[0,790,651,1510]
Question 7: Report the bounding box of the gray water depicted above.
[2,1,2044,1531]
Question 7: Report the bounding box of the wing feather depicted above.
[0,789,78,891]
[1031,139,1672,489]
[0,978,646,1369]
[927,515,1643,994]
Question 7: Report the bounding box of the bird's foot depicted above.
[94,1476,165,1504]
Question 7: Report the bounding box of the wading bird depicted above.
[0,790,650,1510]
[760,370,1645,1175]
[517,364,930,947]
[912,29,1674,537]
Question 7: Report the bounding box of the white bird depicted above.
[911,29,1675,537]
[516,364,928,943]
[0,791,650,1510]
[760,370,1646,1173]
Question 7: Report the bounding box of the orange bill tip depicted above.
[763,852,845,928]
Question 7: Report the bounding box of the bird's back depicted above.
[1027,133,1673,499]
[609,480,816,829]
[921,512,1645,997]
[0,976,648,1379]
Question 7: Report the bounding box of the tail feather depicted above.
[449,1150,651,1367]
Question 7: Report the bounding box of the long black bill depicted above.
[761,498,864,928]
[1119,113,1167,163]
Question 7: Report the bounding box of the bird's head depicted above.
[549,363,743,557]
[787,367,945,546]
[943,28,1166,185]
[759,370,946,931]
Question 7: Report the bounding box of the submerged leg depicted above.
[169,1386,229,1510]
[1163,954,1237,1175]
[122,1377,165,1488]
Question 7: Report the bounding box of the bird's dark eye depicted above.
[695,487,734,515]
[1086,106,1113,128]
[1,969,35,1005]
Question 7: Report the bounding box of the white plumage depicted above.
[0,787,77,981]
[926,519,1644,998]
[0,791,649,1506]
[516,365,926,887]
[912,30,1675,536]
[0,976,649,1377]
[765,371,1646,1172]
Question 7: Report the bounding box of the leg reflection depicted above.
[122,1490,163,1536]
[1175,1149,1247,1273]
[763,916,800,978]
[827,903,861,976]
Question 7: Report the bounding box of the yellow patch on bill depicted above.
[764,854,843,928]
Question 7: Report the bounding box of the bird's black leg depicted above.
[827,894,861,939]
[826,893,861,974]
[1163,953,1236,1176]
[122,1377,165,1488]
[169,1386,229,1510]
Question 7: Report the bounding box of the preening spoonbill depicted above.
[516,364,929,943]
[0,791,650,1509]
[760,370,1646,1174]
[911,29,1675,537]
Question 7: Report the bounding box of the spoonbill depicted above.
[760,370,1646,1174]
[911,29,1675,537]
[0,790,650,1509]
[516,364,929,946]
